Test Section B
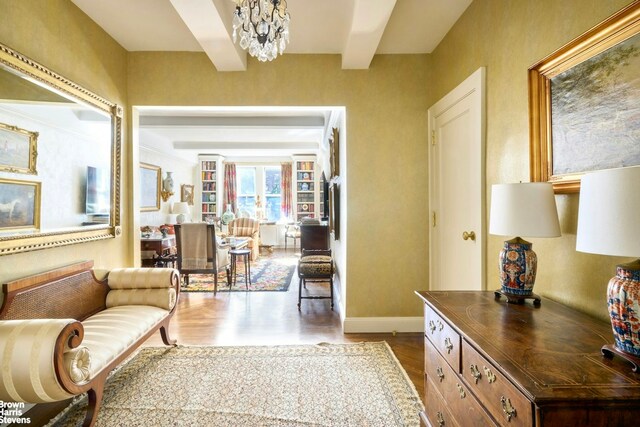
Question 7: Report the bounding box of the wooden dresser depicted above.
[415,291,640,426]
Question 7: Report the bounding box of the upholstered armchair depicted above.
[227,218,260,261]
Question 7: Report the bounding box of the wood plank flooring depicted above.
[144,256,425,396]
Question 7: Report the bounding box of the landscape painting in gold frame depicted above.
[0,178,40,232]
[140,163,161,211]
[529,2,640,193]
[0,122,38,174]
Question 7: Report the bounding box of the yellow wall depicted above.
[0,0,130,293]
[128,53,430,317]
[429,0,637,320]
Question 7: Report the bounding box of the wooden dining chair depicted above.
[174,223,231,294]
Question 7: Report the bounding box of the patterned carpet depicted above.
[180,250,298,292]
[48,342,424,427]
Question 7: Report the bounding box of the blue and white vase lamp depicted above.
[577,166,640,371]
[221,204,236,225]
[489,182,561,305]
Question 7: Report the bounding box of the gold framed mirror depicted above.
[0,42,122,255]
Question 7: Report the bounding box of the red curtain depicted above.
[223,163,237,214]
[281,162,292,219]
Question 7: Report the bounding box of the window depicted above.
[237,167,256,217]
[236,165,282,221]
[264,166,281,221]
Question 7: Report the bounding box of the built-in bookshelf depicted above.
[198,155,221,223]
[293,157,317,221]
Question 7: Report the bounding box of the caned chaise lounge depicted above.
[0,261,180,427]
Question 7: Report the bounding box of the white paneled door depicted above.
[428,68,486,291]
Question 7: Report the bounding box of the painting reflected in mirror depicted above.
[0,42,121,255]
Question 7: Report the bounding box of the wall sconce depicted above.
[161,171,174,202]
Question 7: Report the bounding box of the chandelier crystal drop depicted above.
[232,0,290,62]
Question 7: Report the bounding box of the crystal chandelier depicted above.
[232,0,290,62]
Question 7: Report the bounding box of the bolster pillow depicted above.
[0,319,80,402]
[106,288,177,311]
[64,346,92,384]
[107,267,178,290]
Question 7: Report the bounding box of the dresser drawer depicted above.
[425,339,497,427]
[461,340,532,427]
[425,375,459,427]
[424,304,461,371]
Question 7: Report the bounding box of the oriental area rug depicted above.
[181,251,297,292]
[48,342,424,427]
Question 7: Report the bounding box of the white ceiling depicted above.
[72,0,472,159]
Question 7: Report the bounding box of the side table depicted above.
[229,248,252,289]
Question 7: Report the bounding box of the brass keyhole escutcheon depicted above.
[462,231,476,241]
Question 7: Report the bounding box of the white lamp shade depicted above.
[489,182,561,238]
[576,166,640,257]
[171,202,190,215]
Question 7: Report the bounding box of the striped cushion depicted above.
[0,319,77,402]
[81,305,168,376]
[107,268,178,289]
[106,288,177,310]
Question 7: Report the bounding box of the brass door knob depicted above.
[462,231,476,241]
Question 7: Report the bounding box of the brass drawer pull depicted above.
[484,366,496,383]
[501,396,517,422]
[436,411,445,426]
[456,383,466,399]
[429,320,436,334]
[444,337,454,354]
[436,366,445,382]
[469,364,482,383]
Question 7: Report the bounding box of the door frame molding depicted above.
[428,67,486,290]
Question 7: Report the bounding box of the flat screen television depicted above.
[85,166,110,216]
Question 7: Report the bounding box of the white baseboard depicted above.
[342,316,424,333]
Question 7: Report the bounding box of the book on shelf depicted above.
[201,161,217,170]
[202,171,216,181]
[296,161,314,170]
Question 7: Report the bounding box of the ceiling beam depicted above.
[342,0,397,69]
[169,0,246,71]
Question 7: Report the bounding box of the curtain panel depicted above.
[223,163,237,213]
[281,162,292,219]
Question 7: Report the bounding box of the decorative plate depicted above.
[303,172,310,180]
[302,204,309,211]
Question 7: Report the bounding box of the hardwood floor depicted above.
[144,258,425,396]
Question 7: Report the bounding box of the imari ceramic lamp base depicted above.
[493,236,542,306]
[600,259,640,372]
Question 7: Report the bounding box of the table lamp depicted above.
[576,166,640,371]
[489,182,561,305]
[172,202,190,224]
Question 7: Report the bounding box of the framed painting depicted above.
[0,122,38,174]
[0,178,40,231]
[140,163,161,211]
[529,3,640,193]
[329,183,340,240]
[329,127,340,179]
[181,184,194,205]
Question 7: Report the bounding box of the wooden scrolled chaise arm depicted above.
[0,319,92,403]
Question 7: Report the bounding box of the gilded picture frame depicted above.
[329,183,340,240]
[140,163,161,211]
[0,122,38,174]
[181,184,194,205]
[529,2,640,193]
[329,127,340,179]
[0,178,41,231]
